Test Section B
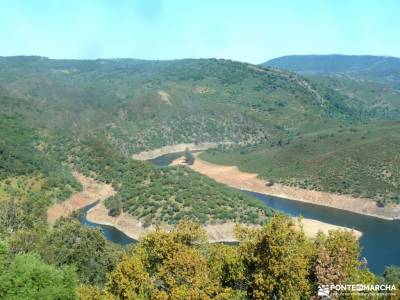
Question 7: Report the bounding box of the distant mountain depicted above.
[262,55,400,119]
[262,55,400,87]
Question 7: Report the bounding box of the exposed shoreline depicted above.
[167,156,362,239]
[48,171,361,242]
[47,172,116,224]
[46,172,260,242]
[86,200,253,242]
[131,142,226,160]
[170,155,400,220]
[86,198,362,241]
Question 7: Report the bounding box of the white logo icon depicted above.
[318,285,331,298]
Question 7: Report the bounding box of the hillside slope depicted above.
[3,56,356,227]
[2,56,397,225]
[0,56,360,154]
[263,54,400,120]
[201,122,400,205]
[308,75,400,120]
[263,54,400,85]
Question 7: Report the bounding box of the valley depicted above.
[1,54,400,297]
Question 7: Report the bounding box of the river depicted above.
[80,202,136,245]
[80,152,400,274]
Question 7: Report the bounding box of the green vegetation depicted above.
[263,54,400,88]
[0,56,364,226]
[379,266,400,299]
[0,210,388,299]
[0,242,77,300]
[201,122,400,203]
[0,56,360,154]
[183,148,195,165]
[80,216,375,299]
[0,56,379,224]
[3,217,124,286]
[0,55,400,297]
[196,55,400,205]
[308,74,400,120]
[61,136,272,225]
[264,55,400,119]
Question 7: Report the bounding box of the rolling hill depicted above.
[1,55,398,297]
[1,55,399,225]
[201,122,400,205]
[0,56,361,153]
[263,54,400,120]
[0,56,360,226]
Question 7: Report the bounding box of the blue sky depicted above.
[0,0,399,63]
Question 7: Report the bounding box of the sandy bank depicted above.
[170,155,400,220]
[87,198,361,241]
[48,169,361,242]
[86,200,252,242]
[86,200,164,240]
[47,172,116,224]
[299,218,361,239]
[48,172,266,242]
[131,142,226,160]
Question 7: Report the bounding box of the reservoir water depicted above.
[80,152,400,274]
[80,202,136,245]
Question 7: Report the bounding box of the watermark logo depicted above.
[317,285,330,297]
[317,284,397,298]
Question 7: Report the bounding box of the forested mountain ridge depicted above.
[0,56,362,153]
[2,55,399,222]
[263,54,400,120]
[263,54,400,84]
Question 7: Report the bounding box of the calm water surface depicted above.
[80,152,400,274]
[80,202,136,245]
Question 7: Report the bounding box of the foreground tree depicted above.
[0,242,77,300]
[106,219,237,299]
[106,255,152,299]
[89,216,379,299]
[45,219,123,286]
[236,214,313,299]
[312,230,376,299]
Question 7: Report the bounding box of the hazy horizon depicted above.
[1,0,399,64]
[1,53,400,65]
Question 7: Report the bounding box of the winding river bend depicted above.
[80,202,136,245]
[80,151,400,274]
